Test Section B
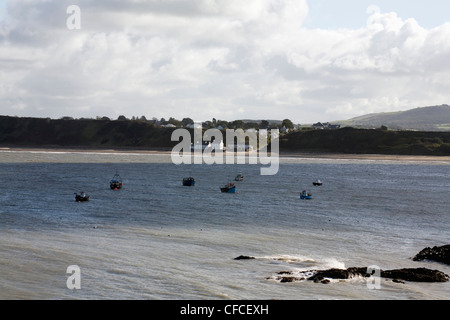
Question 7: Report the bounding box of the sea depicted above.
[0,149,449,301]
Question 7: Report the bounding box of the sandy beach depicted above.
[279,151,450,162]
[1,146,450,163]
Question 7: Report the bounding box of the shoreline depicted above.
[2,146,450,163]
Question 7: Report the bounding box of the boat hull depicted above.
[221,187,236,193]
[110,181,123,189]
[183,178,195,186]
[221,183,236,193]
[75,194,90,202]
[110,173,123,189]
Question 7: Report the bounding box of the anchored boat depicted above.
[110,173,123,190]
[221,183,236,193]
[75,192,90,202]
[313,179,323,186]
[183,177,196,186]
[300,190,312,200]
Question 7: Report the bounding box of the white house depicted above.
[211,139,224,151]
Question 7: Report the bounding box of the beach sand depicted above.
[1,146,450,163]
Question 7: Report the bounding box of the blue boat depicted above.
[110,173,123,190]
[221,183,236,193]
[183,177,195,186]
[300,190,312,200]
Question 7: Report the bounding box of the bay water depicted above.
[0,150,449,300]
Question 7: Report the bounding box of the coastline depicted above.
[279,151,450,163]
[2,146,450,163]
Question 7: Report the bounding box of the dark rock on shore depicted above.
[234,255,255,260]
[308,267,369,283]
[381,268,449,282]
[272,267,449,284]
[413,245,450,265]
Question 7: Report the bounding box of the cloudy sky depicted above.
[1,0,450,124]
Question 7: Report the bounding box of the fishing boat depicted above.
[75,192,90,202]
[221,183,236,193]
[300,190,312,200]
[234,173,244,181]
[313,179,323,186]
[110,173,123,190]
[183,177,195,186]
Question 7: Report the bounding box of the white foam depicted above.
[320,257,346,270]
[259,254,317,264]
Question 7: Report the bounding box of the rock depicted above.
[381,268,449,283]
[413,245,450,265]
[392,279,405,284]
[280,277,299,283]
[307,267,369,282]
[234,255,255,260]
[273,267,449,284]
[277,271,293,275]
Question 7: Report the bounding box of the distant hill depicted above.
[240,119,283,125]
[335,105,450,131]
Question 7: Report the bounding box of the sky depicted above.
[1,1,450,124]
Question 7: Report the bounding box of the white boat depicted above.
[300,190,312,200]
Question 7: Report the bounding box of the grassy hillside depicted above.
[279,127,450,156]
[336,105,450,131]
[0,116,179,150]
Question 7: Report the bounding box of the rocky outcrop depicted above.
[235,249,450,285]
[381,268,449,282]
[271,267,449,284]
[234,255,255,260]
[307,267,369,283]
[413,245,450,265]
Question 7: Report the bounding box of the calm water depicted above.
[0,150,449,300]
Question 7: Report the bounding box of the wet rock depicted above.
[274,267,449,284]
[272,271,306,283]
[412,245,450,265]
[280,277,299,283]
[308,267,369,282]
[234,255,255,260]
[277,271,293,275]
[392,279,405,284]
[381,268,449,283]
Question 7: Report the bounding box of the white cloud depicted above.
[0,0,450,123]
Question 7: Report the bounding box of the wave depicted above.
[234,253,349,283]
[236,254,346,269]
[259,254,317,264]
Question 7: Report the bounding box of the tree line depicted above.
[61,115,296,130]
